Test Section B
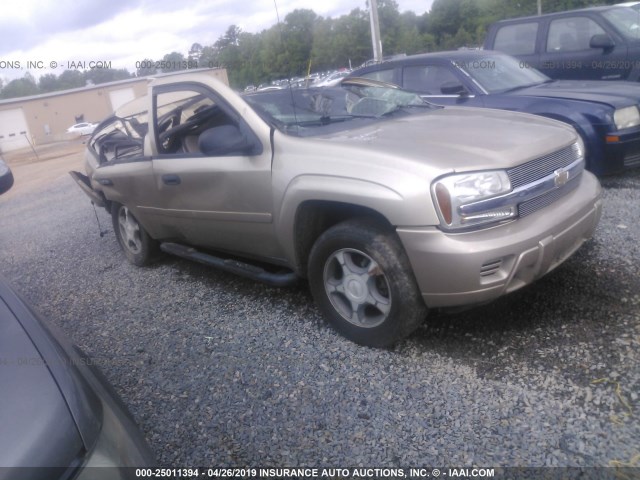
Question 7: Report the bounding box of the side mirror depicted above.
[440,81,468,96]
[198,125,256,156]
[590,33,614,50]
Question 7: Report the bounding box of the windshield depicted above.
[456,54,550,94]
[244,81,430,137]
[602,7,640,40]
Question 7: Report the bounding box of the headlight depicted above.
[574,137,585,159]
[432,170,514,230]
[614,106,640,130]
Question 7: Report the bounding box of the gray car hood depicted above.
[0,297,83,470]
[318,106,577,172]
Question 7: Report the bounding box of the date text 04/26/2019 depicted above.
[133,467,496,478]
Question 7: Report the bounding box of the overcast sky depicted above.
[0,0,434,82]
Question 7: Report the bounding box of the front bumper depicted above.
[599,126,640,175]
[397,171,602,308]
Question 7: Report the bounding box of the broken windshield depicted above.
[244,80,434,136]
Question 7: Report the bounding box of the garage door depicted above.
[0,108,30,152]
[108,88,136,111]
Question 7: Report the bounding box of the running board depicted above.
[160,242,298,287]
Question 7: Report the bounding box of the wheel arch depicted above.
[276,174,437,275]
[292,200,394,278]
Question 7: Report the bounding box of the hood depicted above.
[0,296,84,471]
[0,278,103,475]
[513,80,640,109]
[318,106,577,173]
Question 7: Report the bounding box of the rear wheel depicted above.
[308,219,427,347]
[112,204,157,266]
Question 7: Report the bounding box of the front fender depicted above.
[274,174,439,266]
[528,106,605,170]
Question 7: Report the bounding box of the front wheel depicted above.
[112,203,157,266]
[308,219,427,347]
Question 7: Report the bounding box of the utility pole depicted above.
[369,0,383,63]
[537,0,542,15]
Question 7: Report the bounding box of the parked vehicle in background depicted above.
[67,122,97,136]
[315,70,351,87]
[0,156,14,195]
[71,72,602,347]
[484,6,640,81]
[351,50,640,176]
[0,276,155,478]
[256,84,285,92]
[615,1,640,11]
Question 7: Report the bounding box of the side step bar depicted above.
[160,242,299,287]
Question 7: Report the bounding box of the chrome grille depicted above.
[518,176,581,218]
[507,143,581,189]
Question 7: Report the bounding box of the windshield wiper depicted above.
[290,115,360,126]
[378,103,440,117]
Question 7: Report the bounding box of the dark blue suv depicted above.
[351,50,640,175]
[484,6,640,81]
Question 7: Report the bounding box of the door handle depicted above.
[162,174,181,185]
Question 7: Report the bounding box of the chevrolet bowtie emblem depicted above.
[554,168,570,187]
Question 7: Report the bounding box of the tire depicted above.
[308,218,427,347]
[112,203,158,266]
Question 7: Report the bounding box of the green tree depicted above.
[309,17,335,72]
[258,27,291,82]
[214,26,245,85]
[188,42,204,65]
[377,0,403,55]
[234,32,265,87]
[282,9,318,76]
[216,25,242,48]
[0,73,39,99]
[331,9,371,68]
[428,0,482,47]
[198,46,221,69]
[57,69,85,89]
[161,52,187,72]
[38,73,60,92]
[136,58,158,77]
[84,68,131,85]
[396,25,428,55]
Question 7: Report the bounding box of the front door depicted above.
[540,15,629,80]
[140,83,280,259]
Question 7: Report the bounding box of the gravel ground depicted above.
[0,169,638,471]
